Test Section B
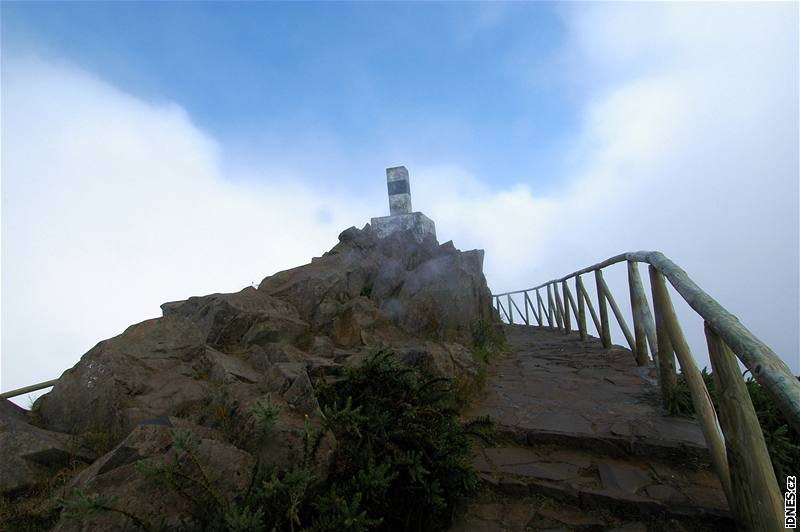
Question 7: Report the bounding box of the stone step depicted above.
[450,492,716,532]
[469,444,733,530]
[487,421,711,468]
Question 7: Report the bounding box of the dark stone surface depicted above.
[597,461,651,494]
[453,325,734,531]
[0,399,95,494]
[465,325,710,459]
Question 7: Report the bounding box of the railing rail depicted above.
[0,379,59,400]
[492,250,797,530]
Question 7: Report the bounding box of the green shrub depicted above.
[58,351,486,531]
[470,320,507,364]
[314,350,483,531]
[743,375,800,485]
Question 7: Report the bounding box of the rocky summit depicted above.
[1,223,495,530]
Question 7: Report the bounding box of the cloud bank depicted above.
[2,3,797,404]
[1,57,376,398]
[417,3,798,372]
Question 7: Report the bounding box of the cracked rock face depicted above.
[0,399,96,495]
[10,224,496,526]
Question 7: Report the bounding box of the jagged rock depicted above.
[0,399,95,494]
[55,419,254,531]
[260,225,492,344]
[17,224,494,526]
[395,342,479,382]
[162,287,310,350]
[204,347,261,384]
[258,342,308,364]
[390,249,492,341]
[331,296,401,347]
[35,315,212,437]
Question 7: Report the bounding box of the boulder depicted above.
[18,221,496,526]
[260,225,493,344]
[395,342,479,384]
[55,418,254,531]
[0,399,95,495]
[390,248,492,341]
[161,287,310,350]
[35,315,211,437]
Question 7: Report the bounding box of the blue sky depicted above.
[2,2,798,396]
[3,2,578,189]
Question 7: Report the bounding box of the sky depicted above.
[2,2,798,405]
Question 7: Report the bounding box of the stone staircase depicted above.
[451,325,734,531]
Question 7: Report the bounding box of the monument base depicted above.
[370,212,437,243]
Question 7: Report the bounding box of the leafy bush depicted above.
[314,350,485,531]
[743,375,800,484]
[57,351,487,531]
[470,320,508,364]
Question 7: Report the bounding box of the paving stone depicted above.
[471,450,493,472]
[453,325,732,531]
[597,462,652,494]
[484,447,542,467]
[537,506,606,527]
[609,523,647,532]
[471,503,505,521]
[530,412,593,434]
[500,461,581,481]
[546,449,592,469]
[498,477,529,497]
[681,483,729,510]
[645,484,687,502]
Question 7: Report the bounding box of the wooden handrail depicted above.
[492,250,800,434]
[492,250,795,529]
[0,379,59,400]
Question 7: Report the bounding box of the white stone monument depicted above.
[371,166,437,242]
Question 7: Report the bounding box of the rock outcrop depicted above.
[0,399,95,495]
[6,224,495,529]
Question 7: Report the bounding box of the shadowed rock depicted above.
[11,224,493,527]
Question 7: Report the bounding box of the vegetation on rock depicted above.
[50,350,492,531]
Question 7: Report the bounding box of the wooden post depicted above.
[564,282,579,323]
[507,294,514,325]
[594,270,612,348]
[497,297,510,322]
[650,270,732,503]
[597,273,637,355]
[705,323,783,530]
[576,277,587,341]
[536,289,547,327]
[547,284,557,330]
[648,266,677,404]
[644,251,800,433]
[525,291,539,326]
[523,292,530,325]
[510,297,526,325]
[627,261,652,366]
[554,283,567,332]
[553,284,565,331]
[577,276,602,337]
[561,280,572,333]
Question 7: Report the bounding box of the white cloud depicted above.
[1,56,375,400]
[1,3,797,407]
[416,3,798,373]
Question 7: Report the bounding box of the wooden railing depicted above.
[0,379,59,400]
[493,250,798,530]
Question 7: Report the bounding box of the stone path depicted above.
[451,325,733,531]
